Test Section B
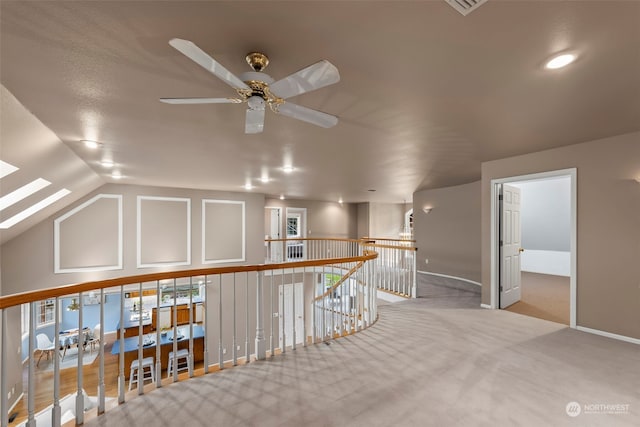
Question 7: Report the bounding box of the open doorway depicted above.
[265,207,282,262]
[490,169,577,327]
[286,207,307,261]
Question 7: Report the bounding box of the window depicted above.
[21,299,57,335]
[287,215,300,238]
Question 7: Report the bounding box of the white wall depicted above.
[511,177,571,276]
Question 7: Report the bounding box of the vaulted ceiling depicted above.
[1,1,639,242]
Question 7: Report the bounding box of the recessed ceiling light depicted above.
[244,183,253,190]
[545,53,577,69]
[0,188,71,229]
[282,166,294,174]
[0,160,19,179]
[260,176,269,183]
[338,198,343,204]
[82,140,100,149]
[101,160,114,168]
[279,195,285,200]
[0,178,51,212]
[111,171,123,179]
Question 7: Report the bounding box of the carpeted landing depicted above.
[85,292,639,426]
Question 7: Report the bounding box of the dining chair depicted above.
[35,333,58,367]
[85,324,101,353]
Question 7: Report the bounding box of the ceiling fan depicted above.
[160,38,340,134]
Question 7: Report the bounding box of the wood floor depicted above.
[505,271,570,325]
[10,334,215,425]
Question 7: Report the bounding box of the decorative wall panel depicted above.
[137,196,191,267]
[202,200,245,263]
[54,194,122,273]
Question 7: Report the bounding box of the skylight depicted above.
[0,178,51,211]
[0,188,71,229]
[0,160,19,179]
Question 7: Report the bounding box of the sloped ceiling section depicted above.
[0,85,103,244]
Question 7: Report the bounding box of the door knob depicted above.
[519,248,525,253]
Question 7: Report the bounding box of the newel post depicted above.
[255,271,266,360]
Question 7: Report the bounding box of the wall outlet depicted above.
[236,345,240,351]
[222,348,227,354]
[425,258,429,265]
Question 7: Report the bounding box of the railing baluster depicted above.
[302,266,307,347]
[98,288,105,413]
[269,271,274,357]
[155,281,162,387]
[76,292,84,424]
[118,286,125,403]
[245,272,250,363]
[188,277,194,377]
[255,271,266,361]
[218,274,223,370]
[232,274,237,366]
[172,279,178,381]
[27,302,35,427]
[52,297,61,427]
[1,308,7,427]
[292,267,296,351]
[203,275,209,374]
[137,283,144,394]
[281,267,286,353]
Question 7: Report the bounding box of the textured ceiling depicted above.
[1,1,639,230]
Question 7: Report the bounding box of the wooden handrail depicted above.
[264,237,362,243]
[361,242,418,251]
[0,251,378,310]
[361,237,416,243]
[313,261,364,301]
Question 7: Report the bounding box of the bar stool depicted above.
[129,357,155,390]
[167,348,191,378]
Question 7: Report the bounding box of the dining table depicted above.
[58,327,91,361]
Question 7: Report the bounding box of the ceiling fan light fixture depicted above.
[247,96,266,111]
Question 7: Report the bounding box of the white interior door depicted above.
[279,283,304,347]
[268,208,282,262]
[500,184,523,308]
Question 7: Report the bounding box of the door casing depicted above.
[489,168,577,328]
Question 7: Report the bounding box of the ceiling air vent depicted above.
[445,0,488,16]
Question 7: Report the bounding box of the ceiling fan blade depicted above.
[159,97,243,104]
[270,60,340,99]
[276,102,338,128]
[245,107,265,134]
[169,38,250,90]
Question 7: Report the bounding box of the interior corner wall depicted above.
[264,199,357,239]
[368,203,406,238]
[413,181,481,283]
[510,178,571,252]
[481,131,640,340]
[356,203,370,238]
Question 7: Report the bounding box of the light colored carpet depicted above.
[505,272,570,325]
[83,289,639,426]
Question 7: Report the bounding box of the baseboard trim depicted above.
[576,326,640,345]
[417,270,481,287]
[7,391,24,416]
[480,304,492,309]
